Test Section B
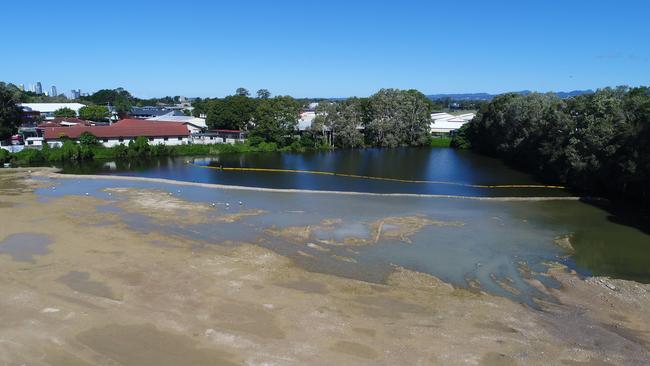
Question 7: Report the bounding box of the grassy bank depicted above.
[2,139,301,167]
[2,136,453,167]
[430,136,452,147]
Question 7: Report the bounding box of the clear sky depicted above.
[2,0,648,98]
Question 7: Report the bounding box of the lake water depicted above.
[59,148,570,197]
[50,147,650,303]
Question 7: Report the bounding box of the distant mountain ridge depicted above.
[427,90,594,101]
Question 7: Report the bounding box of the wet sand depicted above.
[0,169,648,365]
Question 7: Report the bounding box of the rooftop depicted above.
[43,119,190,140]
[147,113,207,128]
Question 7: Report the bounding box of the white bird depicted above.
[85,193,89,196]
[225,203,230,208]
[177,190,181,193]
[238,201,243,205]
[211,203,216,207]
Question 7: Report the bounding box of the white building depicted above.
[430,112,475,134]
[19,103,87,120]
[298,111,317,131]
[146,113,207,134]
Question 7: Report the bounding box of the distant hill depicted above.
[427,90,594,101]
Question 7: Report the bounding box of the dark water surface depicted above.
[53,148,650,288]
[59,148,570,197]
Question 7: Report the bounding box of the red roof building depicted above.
[43,119,192,148]
[43,119,190,140]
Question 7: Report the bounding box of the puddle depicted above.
[58,271,117,300]
[0,233,53,262]
[76,324,238,366]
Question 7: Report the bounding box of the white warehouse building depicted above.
[19,103,87,120]
[430,112,475,134]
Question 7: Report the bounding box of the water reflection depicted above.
[59,148,570,197]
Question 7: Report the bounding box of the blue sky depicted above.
[2,0,648,98]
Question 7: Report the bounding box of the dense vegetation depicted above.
[452,87,650,204]
[0,134,303,166]
[0,85,21,139]
[192,88,435,149]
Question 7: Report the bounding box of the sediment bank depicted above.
[0,169,647,365]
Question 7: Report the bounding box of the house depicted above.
[19,103,86,120]
[43,119,190,148]
[430,112,475,135]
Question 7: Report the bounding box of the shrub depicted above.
[127,136,151,158]
[113,144,128,159]
[246,135,265,147]
[11,148,44,165]
[0,149,9,163]
[79,132,99,147]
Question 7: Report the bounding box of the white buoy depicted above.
[211,203,216,207]
[177,190,181,193]
[238,201,243,205]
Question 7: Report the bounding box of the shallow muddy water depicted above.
[0,232,53,262]
[35,173,650,306]
[43,147,650,303]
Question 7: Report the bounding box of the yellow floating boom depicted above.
[186,162,566,189]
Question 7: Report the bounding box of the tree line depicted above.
[194,87,435,149]
[451,86,650,204]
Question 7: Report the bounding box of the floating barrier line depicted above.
[186,162,566,189]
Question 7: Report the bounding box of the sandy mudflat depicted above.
[0,169,648,365]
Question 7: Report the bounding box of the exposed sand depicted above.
[104,187,266,225]
[266,215,463,246]
[0,169,648,365]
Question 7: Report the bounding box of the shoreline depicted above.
[39,169,587,202]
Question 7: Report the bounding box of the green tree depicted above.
[250,96,300,145]
[53,107,77,118]
[256,89,271,99]
[365,89,432,147]
[453,86,650,204]
[79,105,110,121]
[0,84,21,139]
[313,99,365,148]
[235,87,250,97]
[206,95,257,130]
